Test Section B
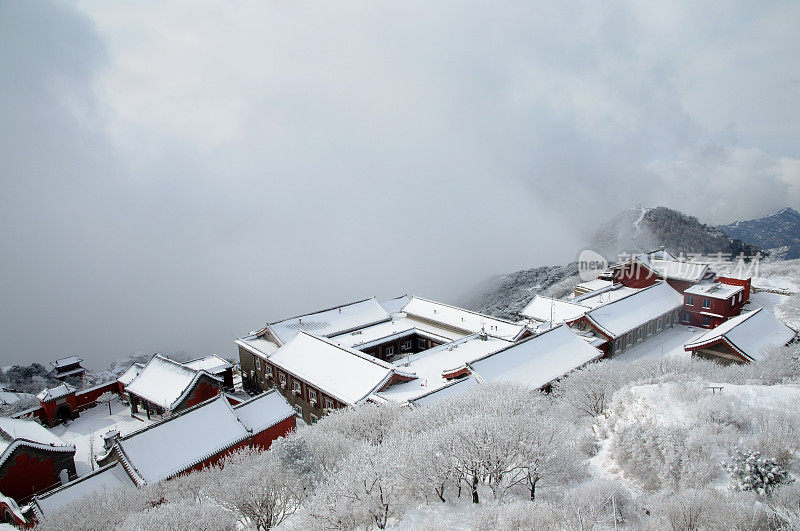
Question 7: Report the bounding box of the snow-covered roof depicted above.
[116,363,144,387]
[328,315,462,351]
[32,462,135,518]
[379,294,411,315]
[409,376,479,408]
[51,356,82,368]
[575,285,641,309]
[574,278,614,293]
[401,296,525,341]
[0,493,24,524]
[0,417,74,468]
[375,334,513,404]
[115,396,250,485]
[235,335,280,360]
[36,383,76,402]
[268,332,410,405]
[582,282,683,339]
[648,257,709,283]
[520,295,588,323]
[233,389,295,433]
[124,354,219,411]
[468,325,602,389]
[266,297,392,345]
[684,308,796,362]
[684,282,744,300]
[183,355,233,374]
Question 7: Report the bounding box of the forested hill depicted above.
[718,207,800,259]
[594,206,763,261]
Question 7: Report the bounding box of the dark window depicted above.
[702,299,711,309]
[702,316,711,326]
[686,296,694,306]
[682,313,690,323]
[418,338,427,349]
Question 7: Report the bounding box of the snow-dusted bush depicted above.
[118,500,236,531]
[35,485,158,531]
[474,500,561,530]
[610,422,717,491]
[644,488,774,530]
[723,449,791,496]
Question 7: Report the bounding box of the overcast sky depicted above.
[1,1,799,369]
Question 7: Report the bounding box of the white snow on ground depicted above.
[51,396,155,475]
[613,325,704,362]
[749,259,800,294]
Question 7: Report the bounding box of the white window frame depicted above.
[293,380,302,394]
[686,296,694,306]
[647,323,654,336]
[324,398,334,410]
[626,333,633,347]
[385,346,395,356]
[615,340,622,353]
[636,328,643,341]
[255,359,261,372]
[308,389,317,404]
[657,318,662,331]
[266,365,273,377]
[401,340,413,351]
[702,298,711,309]
[418,338,427,350]
[279,373,287,387]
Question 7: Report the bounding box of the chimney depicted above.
[103,429,120,451]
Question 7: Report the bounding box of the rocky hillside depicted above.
[465,206,764,319]
[718,207,800,259]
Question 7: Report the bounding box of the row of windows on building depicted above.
[614,311,679,353]
[686,291,742,309]
[253,358,336,411]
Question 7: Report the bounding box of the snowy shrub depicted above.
[474,500,561,531]
[723,449,791,496]
[118,500,236,531]
[556,481,636,531]
[770,482,800,528]
[610,422,717,491]
[747,407,800,468]
[644,488,774,531]
[313,401,409,445]
[35,486,156,531]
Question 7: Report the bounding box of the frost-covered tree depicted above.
[507,412,585,500]
[723,449,791,496]
[96,392,115,415]
[201,448,304,530]
[307,440,408,529]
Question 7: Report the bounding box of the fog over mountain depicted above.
[1,1,799,368]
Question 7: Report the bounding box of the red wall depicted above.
[181,379,222,409]
[75,382,119,409]
[0,452,58,503]
[613,263,659,288]
[250,415,295,449]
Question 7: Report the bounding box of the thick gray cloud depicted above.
[1,1,798,368]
